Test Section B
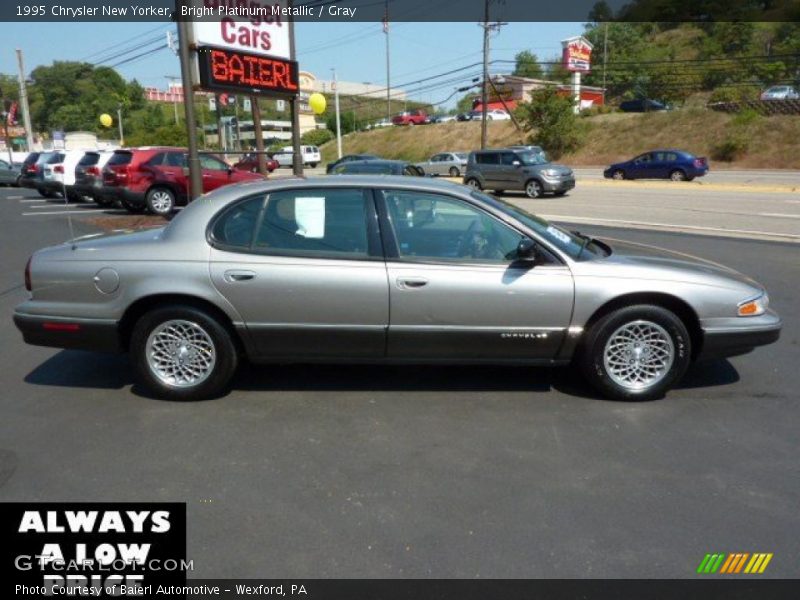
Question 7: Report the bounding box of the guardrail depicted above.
[707,99,800,115]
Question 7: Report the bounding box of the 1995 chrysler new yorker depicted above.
[14,176,781,401]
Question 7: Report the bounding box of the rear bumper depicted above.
[14,312,122,353]
[698,313,781,360]
[36,180,64,194]
[101,186,146,207]
[73,179,103,198]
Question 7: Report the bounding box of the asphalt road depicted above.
[0,185,798,578]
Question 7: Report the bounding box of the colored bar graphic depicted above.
[698,552,773,575]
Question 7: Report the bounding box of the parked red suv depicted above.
[233,153,279,173]
[101,147,264,215]
[391,109,427,126]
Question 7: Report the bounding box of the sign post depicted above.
[177,2,203,201]
[561,36,593,114]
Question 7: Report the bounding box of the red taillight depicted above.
[26,164,38,174]
[86,166,101,176]
[24,256,32,292]
[54,165,65,174]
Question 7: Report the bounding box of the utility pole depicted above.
[116,104,124,146]
[602,23,608,103]
[384,0,391,122]
[165,75,181,124]
[480,0,490,149]
[289,14,302,176]
[177,5,203,201]
[251,96,267,176]
[333,68,342,159]
[16,49,34,151]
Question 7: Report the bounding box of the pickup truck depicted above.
[391,109,427,126]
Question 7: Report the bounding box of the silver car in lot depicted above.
[415,152,469,177]
[464,148,575,198]
[14,177,780,401]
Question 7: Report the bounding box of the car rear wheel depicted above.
[465,178,482,190]
[670,169,687,182]
[525,179,543,198]
[494,189,505,195]
[449,167,460,177]
[146,187,175,216]
[579,304,691,401]
[131,306,238,401]
[612,169,625,180]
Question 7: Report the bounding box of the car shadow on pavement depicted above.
[24,351,133,390]
[23,351,739,401]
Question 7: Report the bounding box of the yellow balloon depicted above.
[100,113,113,128]
[308,93,326,115]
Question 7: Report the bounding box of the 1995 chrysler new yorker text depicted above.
[14,176,781,401]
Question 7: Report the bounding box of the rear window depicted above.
[46,153,65,164]
[23,153,40,166]
[476,152,499,165]
[107,152,133,166]
[78,153,100,166]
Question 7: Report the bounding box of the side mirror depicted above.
[516,238,539,262]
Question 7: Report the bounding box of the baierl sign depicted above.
[187,0,291,60]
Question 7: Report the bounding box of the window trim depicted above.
[375,188,561,267]
[207,187,384,262]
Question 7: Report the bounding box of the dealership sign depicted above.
[188,0,298,97]
[561,36,593,73]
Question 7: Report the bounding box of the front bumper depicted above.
[14,312,122,353]
[541,176,576,193]
[697,310,781,360]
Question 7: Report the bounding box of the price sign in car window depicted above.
[546,225,571,245]
[295,197,326,238]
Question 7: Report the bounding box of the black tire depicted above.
[465,178,482,191]
[94,195,112,207]
[578,304,691,401]
[66,191,81,203]
[612,169,626,180]
[146,187,176,216]
[130,305,239,401]
[670,169,687,182]
[449,167,459,177]
[524,179,543,198]
[309,162,318,168]
[494,189,505,195]
[418,167,425,175]
[120,196,146,214]
[36,188,50,198]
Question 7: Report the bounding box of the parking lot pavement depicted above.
[1,185,798,578]
[573,167,800,188]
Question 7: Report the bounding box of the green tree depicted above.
[455,93,476,114]
[512,51,543,79]
[516,87,586,159]
[301,128,334,146]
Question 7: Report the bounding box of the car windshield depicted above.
[471,191,603,259]
[454,153,468,159]
[517,151,548,166]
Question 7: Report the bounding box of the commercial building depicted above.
[473,74,605,112]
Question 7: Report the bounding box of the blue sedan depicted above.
[604,150,709,181]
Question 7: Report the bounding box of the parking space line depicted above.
[19,198,50,203]
[7,195,24,200]
[22,209,112,216]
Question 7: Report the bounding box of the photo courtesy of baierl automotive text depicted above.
[0,0,798,599]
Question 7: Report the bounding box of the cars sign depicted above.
[561,36,593,73]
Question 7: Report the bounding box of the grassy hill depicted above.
[321,109,800,169]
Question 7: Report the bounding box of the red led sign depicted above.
[197,46,299,97]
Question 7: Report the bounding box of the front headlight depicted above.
[738,292,769,316]
[542,169,559,177]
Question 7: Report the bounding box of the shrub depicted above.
[515,87,587,159]
[301,128,334,146]
[711,133,748,161]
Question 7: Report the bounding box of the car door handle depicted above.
[397,276,428,289]
[224,270,256,282]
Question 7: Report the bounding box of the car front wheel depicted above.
[525,179,543,198]
[131,306,238,401]
[146,187,175,216]
[579,305,691,401]
[612,169,625,180]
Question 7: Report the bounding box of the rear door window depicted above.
[78,153,100,166]
[107,152,133,166]
[476,153,499,165]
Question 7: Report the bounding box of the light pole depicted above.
[116,104,124,146]
[16,49,34,151]
[165,75,181,124]
[332,68,342,159]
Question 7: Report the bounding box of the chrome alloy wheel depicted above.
[602,320,675,391]
[146,320,217,388]
[150,190,173,213]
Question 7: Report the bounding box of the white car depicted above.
[487,109,512,121]
[760,86,799,100]
[274,145,321,168]
[41,150,93,201]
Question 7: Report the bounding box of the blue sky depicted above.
[0,21,583,109]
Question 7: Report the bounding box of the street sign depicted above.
[243,98,252,112]
[561,36,593,73]
[276,99,285,112]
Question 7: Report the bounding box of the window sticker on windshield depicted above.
[295,197,326,239]
[546,225,571,245]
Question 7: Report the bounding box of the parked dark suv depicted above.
[18,152,41,189]
[102,147,264,215]
[464,148,575,198]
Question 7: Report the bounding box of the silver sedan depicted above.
[415,152,469,177]
[14,176,780,401]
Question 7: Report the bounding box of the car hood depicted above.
[596,238,762,289]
